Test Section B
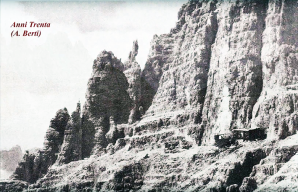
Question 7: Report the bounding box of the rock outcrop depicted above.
[11,108,69,183]
[81,51,132,156]
[240,139,298,191]
[2,0,298,191]
[201,0,267,144]
[251,0,298,140]
[56,102,82,164]
[123,41,142,124]
[139,0,218,144]
[43,108,70,166]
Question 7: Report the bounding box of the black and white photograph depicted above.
[1,0,298,191]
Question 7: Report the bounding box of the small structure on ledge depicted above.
[232,127,267,141]
[214,133,236,148]
[214,127,267,148]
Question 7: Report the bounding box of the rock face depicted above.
[251,0,298,140]
[11,150,38,184]
[240,142,298,191]
[81,51,132,156]
[3,0,298,191]
[139,0,218,144]
[11,108,69,183]
[56,102,82,164]
[201,0,267,144]
[201,0,298,145]
[123,41,142,124]
[43,108,70,166]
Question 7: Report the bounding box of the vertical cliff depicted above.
[201,0,268,145]
[12,108,69,183]
[138,0,298,146]
[81,51,132,157]
[41,108,70,169]
[251,0,298,140]
[123,41,142,124]
[140,0,218,133]
[56,102,82,164]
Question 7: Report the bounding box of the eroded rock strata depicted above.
[10,108,69,184]
[56,102,82,165]
[123,40,142,124]
[3,0,298,191]
[81,50,132,157]
[201,0,267,145]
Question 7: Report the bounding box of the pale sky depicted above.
[0,0,187,151]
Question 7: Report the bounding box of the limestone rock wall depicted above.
[41,108,70,168]
[123,41,142,124]
[141,0,218,131]
[12,108,69,183]
[141,0,298,145]
[251,0,298,140]
[56,102,82,164]
[140,34,176,114]
[201,0,268,145]
[81,51,132,156]
[240,143,298,191]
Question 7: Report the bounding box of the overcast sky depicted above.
[0,0,187,151]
